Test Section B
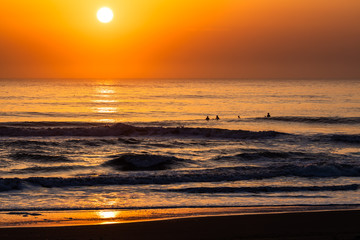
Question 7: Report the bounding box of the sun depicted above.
[97,7,114,23]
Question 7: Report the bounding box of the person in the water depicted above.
[206,116,210,121]
[267,113,271,118]
[215,115,220,120]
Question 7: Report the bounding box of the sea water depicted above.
[0,79,359,226]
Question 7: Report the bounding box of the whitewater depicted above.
[0,79,359,226]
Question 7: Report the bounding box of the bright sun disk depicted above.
[97,7,113,23]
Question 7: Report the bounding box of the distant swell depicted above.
[0,123,284,139]
[256,116,360,124]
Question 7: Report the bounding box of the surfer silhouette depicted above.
[267,113,271,118]
[206,116,210,121]
[215,115,220,120]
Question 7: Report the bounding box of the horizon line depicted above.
[0,77,359,81]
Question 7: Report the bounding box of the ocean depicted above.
[0,79,359,226]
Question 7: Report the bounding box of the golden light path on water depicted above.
[92,83,118,122]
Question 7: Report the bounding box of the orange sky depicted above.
[0,0,360,79]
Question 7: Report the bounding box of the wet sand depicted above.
[1,210,360,240]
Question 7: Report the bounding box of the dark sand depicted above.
[1,210,360,240]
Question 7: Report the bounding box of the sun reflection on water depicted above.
[92,83,119,122]
[94,107,117,113]
[98,211,118,219]
[98,119,116,123]
[92,99,117,103]
[97,89,115,94]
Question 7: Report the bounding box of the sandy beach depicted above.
[1,209,360,240]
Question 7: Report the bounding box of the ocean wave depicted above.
[64,139,118,147]
[117,138,142,145]
[0,121,102,128]
[161,184,360,194]
[0,179,22,192]
[1,163,359,192]
[0,140,60,147]
[279,163,360,178]
[0,123,285,139]
[255,116,360,124]
[214,150,340,162]
[11,166,88,174]
[9,152,72,163]
[330,134,360,144]
[103,153,185,171]
[215,150,292,161]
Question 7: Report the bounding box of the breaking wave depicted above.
[1,162,360,192]
[103,153,185,171]
[0,123,285,139]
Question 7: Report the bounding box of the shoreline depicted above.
[1,209,360,240]
[1,204,360,228]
